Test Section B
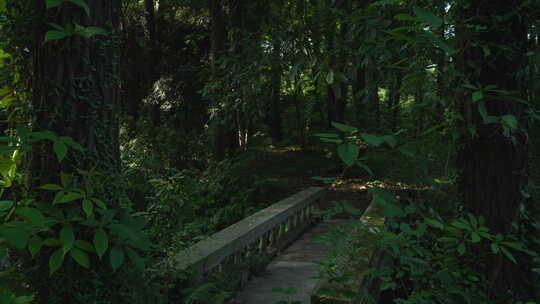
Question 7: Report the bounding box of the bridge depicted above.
[166,187,378,304]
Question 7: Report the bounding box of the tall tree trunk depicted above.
[334,0,351,124]
[366,56,380,128]
[268,38,283,144]
[30,0,121,186]
[455,0,529,297]
[209,0,228,160]
[389,71,402,132]
[28,0,123,301]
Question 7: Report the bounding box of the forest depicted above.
[1,0,540,303]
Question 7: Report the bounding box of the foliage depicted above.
[316,121,540,303]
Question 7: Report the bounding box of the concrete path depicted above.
[233,219,350,304]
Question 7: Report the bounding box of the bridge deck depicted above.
[233,219,350,304]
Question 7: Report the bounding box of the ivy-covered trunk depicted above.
[27,1,125,302]
[455,0,529,297]
[30,0,121,187]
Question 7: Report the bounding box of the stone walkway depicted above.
[233,219,350,304]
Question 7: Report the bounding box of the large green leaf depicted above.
[70,248,90,268]
[0,200,13,212]
[68,0,90,16]
[14,296,34,304]
[331,122,357,133]
[360,133,384,147]
[60,224,75,253]
[16,207,45,227]
[0,227,30,249]
[125,247,145,271]
[93,229,108,258]
[75,240,95,252]
[53,141,68,161]
[54,192,82,204]
[49,248,65,275]
[28,236,43,257]
[82,199,94,217]
[45,30,70,42]
[337,143,359,167]
[326,70,334,85]
[109,223,149,250]
[40,184,63,191]
[45,0,62,9]
[110,246,125,271]
[413,7,442,29]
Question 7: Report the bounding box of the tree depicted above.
[24,0,127,302]
[455,0,531,297]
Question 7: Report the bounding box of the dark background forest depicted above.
[1,0,540,303]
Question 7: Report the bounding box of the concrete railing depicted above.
[169,187,325,282]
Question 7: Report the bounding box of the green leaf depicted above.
[70,248,90,268]
[472,91,483,102]
[500,246,517,264]
[45,0,62,9]
[394,13,418,21]
[313,133,340,138]
[54,192,82,204]
[14,296,34,304]
[49,248,65,275]
[59,136,83,151]
[110,246,125,271]
[491,243,500,253]
[477,101,497,123]
[0,227,30,249]
[60,172,72,188]
[501,115,518,130]
[31,131,56,140]
[47,23,64,31]
[82,199,94,217]
[16,207,45,227]
[68,0,90,16]
[60,224,75,253]
[371,0,400,6]
[92,198,107,209]
[125,247,145,271]
[426,218,444,229]
[75,240,95,252]
[53,141,68,161]
[93,229,108,258]
[78,26,108,38]
[382,135,397,148]
[360,133,384,147]
[43,238,61,247]
[337,143,359,167]
[326,70,334,85]
[385,30,413,41]
[0,200,13,212]
[109,223,149,250]
[40,184,63,191]
[45,30,69,42]
[457,243,466,256]
[331,122,357,133]
[28,236,43,257]
[471,232,481,243]
[413,7,442,29]
[320,138,343,144]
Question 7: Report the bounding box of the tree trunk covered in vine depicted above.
[27,0,124,302]
[30,0,121,188]
[455,0,529,297]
